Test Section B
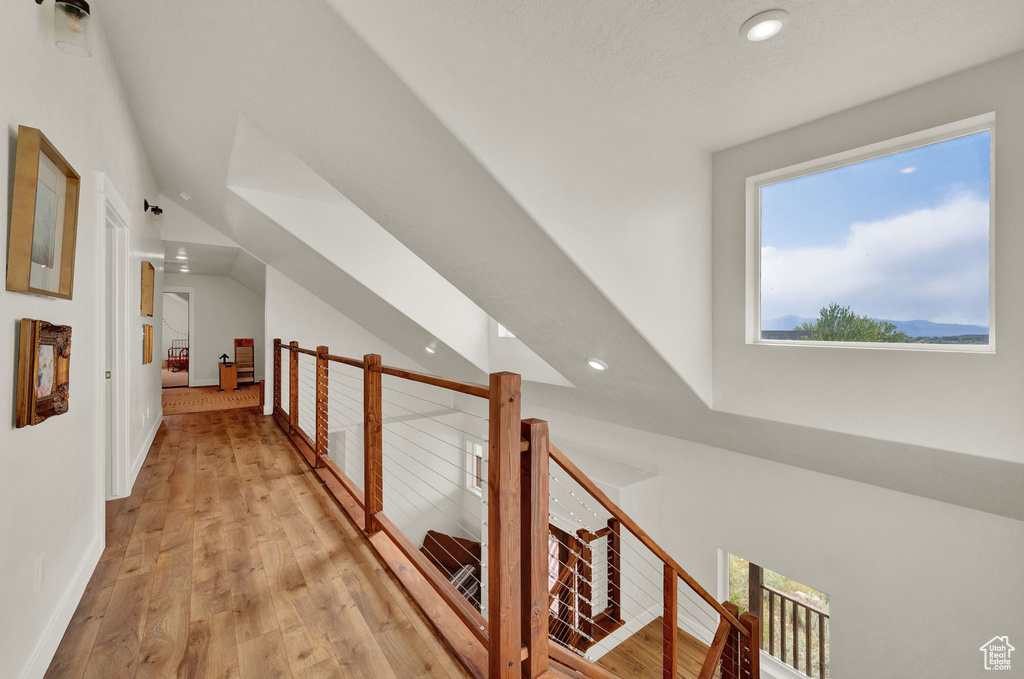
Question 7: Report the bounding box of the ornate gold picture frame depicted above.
[6,126,81,300]
[16,319,72,428]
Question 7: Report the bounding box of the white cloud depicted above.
[761,194,989,325]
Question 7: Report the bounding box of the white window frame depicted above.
[746,112,996,353]
[465,440,484,496]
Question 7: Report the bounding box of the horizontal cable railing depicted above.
[270,338,760,679]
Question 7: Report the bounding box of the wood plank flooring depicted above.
[44,407,471,679]
[162,385,262,416]
[595,617,715,679]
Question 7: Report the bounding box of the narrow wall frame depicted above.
[6,126,81,299]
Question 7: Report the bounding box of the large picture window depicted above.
[751,117,993,350]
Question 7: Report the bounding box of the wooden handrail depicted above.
[762,584,830,618]
[698,617,732,679]
[326,353,364,369]
[548,442,748,636]
[378,364,489,399]
[272,339,758,679]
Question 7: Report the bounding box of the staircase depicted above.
[271,338,760,679]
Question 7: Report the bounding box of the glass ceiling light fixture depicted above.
[587,357,608,372]
[741,9,788,42]
[36,0,92,58]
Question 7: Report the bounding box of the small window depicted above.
[465,441,484,495]
[752,117,993,350]
[497,323,516,338]
[730,554,830,678]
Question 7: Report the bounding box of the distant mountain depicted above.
[762,315,988,337]
[874,319,989,338]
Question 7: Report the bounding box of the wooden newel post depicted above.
[748,562,764,619]
[363,354,383,534]
[520,418,549,679]
[315,346,329,469]
[722,601,740,679]
[663,565,678,679]
[488,372,522,679]
[739,612,761,679]
[273,339,282,413]
[288,341,299,434]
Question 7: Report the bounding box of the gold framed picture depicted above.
[16,319,72,428]
[143,324,153,364]
[141,261,155,316]
[6,126,81,300]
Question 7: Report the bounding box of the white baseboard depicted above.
[129,415,162,490]
[18,531,103,679]
[192,378,219,387]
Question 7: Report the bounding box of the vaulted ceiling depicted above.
[99,0,1024,519]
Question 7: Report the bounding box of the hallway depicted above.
[44,408,470,679]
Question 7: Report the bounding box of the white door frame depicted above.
[164,286,197,387]
[99,173,133,499]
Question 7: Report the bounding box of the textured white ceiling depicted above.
[333,0,1024,150]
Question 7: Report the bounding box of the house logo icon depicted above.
[980,636,1014,671]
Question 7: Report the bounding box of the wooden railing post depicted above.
[315,345,329,469]
[577,530,594,645]
[288,341,299,434]
[749,562,764,621]
[663,565,677,679]
[722,601,740,679]
[488,372,522,679]
[273,338,282,412]
[740,612,761,679]
[608,518,621,622]
[520,418,549,679]
[363,354,383,534]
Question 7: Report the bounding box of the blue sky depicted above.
[760,131,991,326]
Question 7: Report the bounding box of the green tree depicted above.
[798,303,908,343]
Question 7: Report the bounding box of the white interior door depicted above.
[100,174,132,499]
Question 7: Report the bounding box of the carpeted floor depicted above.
[161,383,262,415]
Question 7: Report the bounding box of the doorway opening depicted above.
[162,291,190,388]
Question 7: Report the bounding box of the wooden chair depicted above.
[234,338,255,385]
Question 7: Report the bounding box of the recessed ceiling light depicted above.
[741,9,788,41]
[900,167,917,174]
[425,345,436,354]
[587,358,608,371]
[180,267,190,272]
[175,255,187,260]
[179,192,191,201]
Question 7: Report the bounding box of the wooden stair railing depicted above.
[270,339,760,679]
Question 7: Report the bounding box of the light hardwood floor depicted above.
[595,617,715,679]
[44,407,471,679]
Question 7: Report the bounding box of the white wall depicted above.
[713,50,1024,464]
[530,405,1024,679]
[164,273,264,386]
[0,7,162,679]
[162,292,189,360]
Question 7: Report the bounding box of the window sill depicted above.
[751,338,994,354]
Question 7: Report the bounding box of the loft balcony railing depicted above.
[271,338,761,679]
[748,563,830,679]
